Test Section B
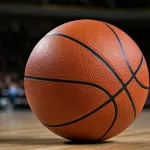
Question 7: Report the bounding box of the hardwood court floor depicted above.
[0,109,150,150]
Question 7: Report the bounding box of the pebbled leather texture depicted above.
[24,20,149,141]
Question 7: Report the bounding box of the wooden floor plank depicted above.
[0,110,149,150]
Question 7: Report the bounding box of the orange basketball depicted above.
[24,20,149,142]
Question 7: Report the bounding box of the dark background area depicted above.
[0,0,150,109]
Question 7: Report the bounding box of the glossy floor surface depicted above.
[0,109,150,150]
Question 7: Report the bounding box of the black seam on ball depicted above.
[97,100,118,141]
[24,76,112,97]
[104,23,149,90]
[24,55,143,128]
[96,55,144,141]
[48,33,136,119]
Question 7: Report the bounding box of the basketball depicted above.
[24,20,149,142]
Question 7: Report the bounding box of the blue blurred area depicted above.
[0,0,150,109]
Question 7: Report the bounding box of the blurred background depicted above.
[0,0,150,110]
